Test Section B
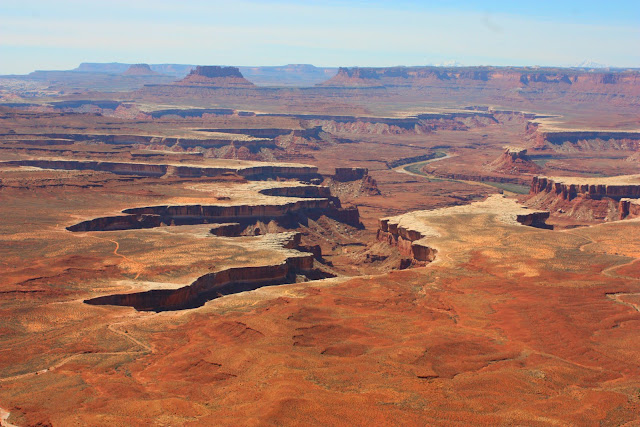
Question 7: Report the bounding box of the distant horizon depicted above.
[6,61,640,77]
[1,0,638,74]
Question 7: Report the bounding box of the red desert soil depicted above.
[1,64,639,425]
[1,193,639,425]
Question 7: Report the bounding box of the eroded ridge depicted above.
[67,182,361,232]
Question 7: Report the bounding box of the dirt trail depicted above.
[0,314,152,384]
[85,234,144,280]
[563,229,640,280]
[562,229,640,314]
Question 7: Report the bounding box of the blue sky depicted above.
[0,0,638,74]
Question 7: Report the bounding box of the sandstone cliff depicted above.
[320,66,640,98]
[530,175,640,200]
[527,175,640,222]
[528,124,640,151]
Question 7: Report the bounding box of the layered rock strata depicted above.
[527,122,640,151]
[530,176,640,200]
[0,132,274,150]
[321,66,640,95]
[377,218,438,264]
[528,175,640,222]
[5,159,319,180]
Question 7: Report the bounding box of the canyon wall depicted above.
[0,131,274,150]
[527,175,640,222]
[5,159,319,180]
[377,218,438,264]
[321,66,640,96]
[85,235,315,311]
[528,125,640,151]
[530,176,640,200]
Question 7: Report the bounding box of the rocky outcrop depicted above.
[333,167,368,182]
[327,169,381,198]
[209,223,243,237]
[487,147,542,175]
[178,66,255,87]
[619,198,640,220]
[68,198,332,232]
[255,112,497,135]
[377,217,437,264]
[123,64,159,76]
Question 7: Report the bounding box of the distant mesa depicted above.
[178,66,255,87]
[318,66,640,95]
[123,64,160,76]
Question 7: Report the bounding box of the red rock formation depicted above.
[377,218,437,264]
[530,176,640,200]
[527,175,640,222]
[488,147,542,175]
[178,66,255,87]
[619,198,640,219]
[532,129,640,151]
[327,168,381,198]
